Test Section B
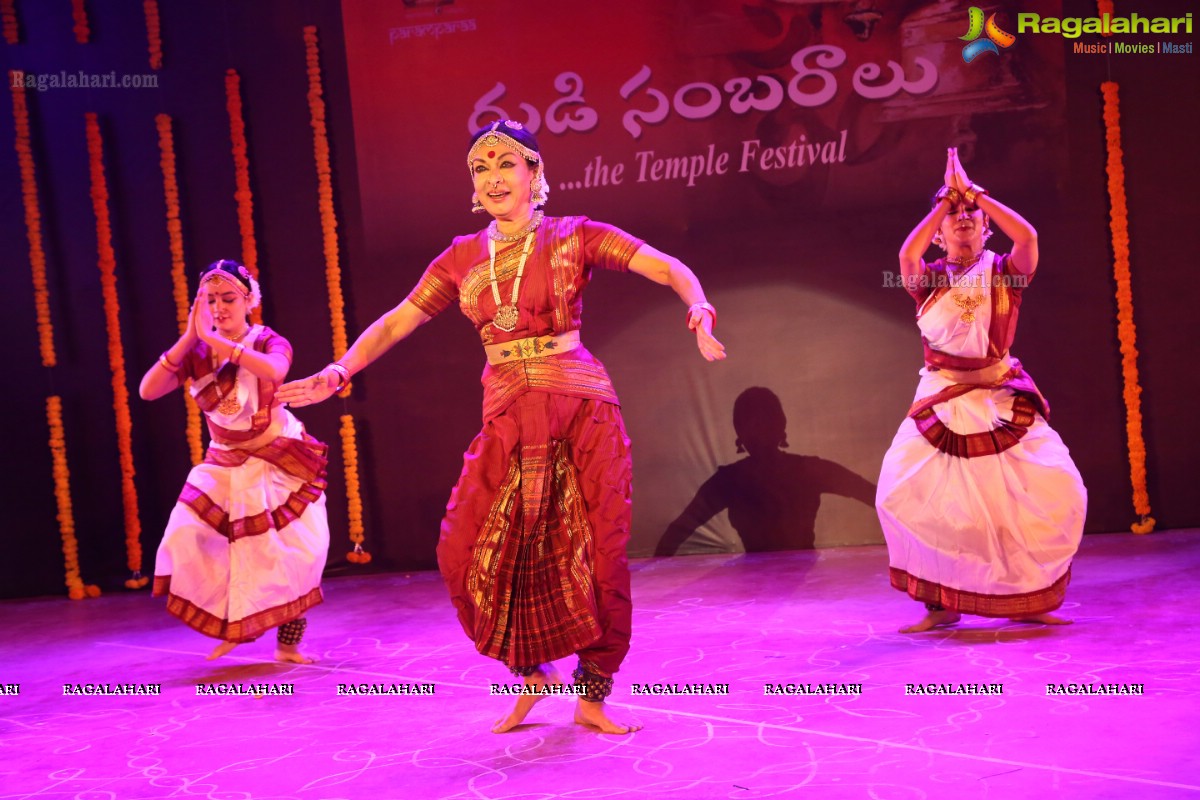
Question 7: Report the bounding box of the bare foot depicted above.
[1009,612,1072,625]
[492,664,563,733]
[207,641,240,660]
[899,609,962,633]
[574,699,643,735]
[275,643,317,664]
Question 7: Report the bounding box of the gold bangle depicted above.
[935,185,961,205]
[159,352,181,373]
[963,183,987,205]
[231,342,246,365]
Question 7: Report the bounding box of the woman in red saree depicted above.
[876,148,1086,634]
[280,121,725,733]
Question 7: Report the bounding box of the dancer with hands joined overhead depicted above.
[876,147,1086,634]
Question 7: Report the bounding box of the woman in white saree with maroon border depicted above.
[141,260,329,662]
[876,149,1086,633]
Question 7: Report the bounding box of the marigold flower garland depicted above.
[48,397,100,599]
[2,0,18,44]
[1101,82,1154,535]
[11,77,55,368]
[13,78,98,598]
[144,0,162,69]
[156,114,204,465]
[71,0,89,43]
[86,113,149,586]
[1097,1,1114,36]
[224,70,262,324]
[306,26,370,563]
[304,27,349,362]
[340,415,370,563]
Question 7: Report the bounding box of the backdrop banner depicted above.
[341,0,1065,556]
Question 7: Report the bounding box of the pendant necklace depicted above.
[488,231,536,333]
[212,326,251,416]
[947,252,984,323]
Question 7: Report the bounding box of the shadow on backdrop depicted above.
[655,387,877,555]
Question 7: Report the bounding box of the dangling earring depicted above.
[471,193,484,214]
[530,169,548,208]
[931,231,946,251]
[779,437,789,449]
[735,439,745,454]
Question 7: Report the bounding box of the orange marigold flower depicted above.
[87,114,145,574]
[225,70,262,324]
[144,0,162,69]
[1101,81,1153,534]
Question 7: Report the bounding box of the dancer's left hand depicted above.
[277,370,338,407]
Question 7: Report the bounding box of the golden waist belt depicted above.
[929,354,1014,385]
[484,330,581,366]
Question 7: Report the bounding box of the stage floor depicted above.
[2,530,1197,799]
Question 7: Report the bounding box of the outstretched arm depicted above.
[276,298,432,407]
[627,244,727,362]
[655,475,727,556]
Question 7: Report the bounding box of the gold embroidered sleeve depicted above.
[998,252,1034,289]
[405,262,458,317]
[585,221,645,273]
[259,328,293,366]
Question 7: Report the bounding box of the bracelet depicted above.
[934,185,961,205]
[686,302,717,330]
[159,352,181,373]
[230,342,246,366]
[963,183,988,205]
[326,362,351,394]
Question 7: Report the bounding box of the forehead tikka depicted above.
[467,129,540,174]
[200,271,250,297]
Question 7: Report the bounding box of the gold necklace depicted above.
[488,231,536,333]
[488,210,543,243]
[945,251,983,288]
[953,293,985,323]
[212,365,241,416]
[945,250,982,267]
[211,326,251,415]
